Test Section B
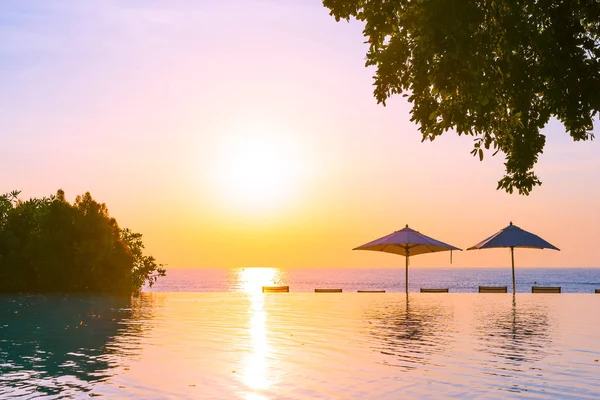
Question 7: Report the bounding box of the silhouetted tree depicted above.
[0,190,165,294]
[323,0,599,194]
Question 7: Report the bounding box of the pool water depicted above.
[1,293,599,399]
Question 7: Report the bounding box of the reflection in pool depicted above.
[475,295,552,364]
[1,293,599,399]
[0,294,152,397]
[365,295,455,371]
[239,268,274,395]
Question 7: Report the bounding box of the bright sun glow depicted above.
[238,267,279,294]
[213,131,307,212]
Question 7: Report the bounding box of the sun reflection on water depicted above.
[238,267,280,294]
[236,267,281,397]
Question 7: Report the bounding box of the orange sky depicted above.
[2,2,599,269]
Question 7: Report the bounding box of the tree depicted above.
[323,0,600,194]
[0,190,165,294]
[120,228,166,290]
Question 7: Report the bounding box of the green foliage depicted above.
[323,0,600,194]
[120,228,166,291]
[0,190,165,294]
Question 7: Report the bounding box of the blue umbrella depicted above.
[354,225,461,293]
[468,222,560,293]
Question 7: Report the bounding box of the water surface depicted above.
[1,292,599,399]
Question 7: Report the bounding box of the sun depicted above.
[212,131,306,212]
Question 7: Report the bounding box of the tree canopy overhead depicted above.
[323,0,600,194]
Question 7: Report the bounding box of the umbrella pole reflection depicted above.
[512,293,517,338]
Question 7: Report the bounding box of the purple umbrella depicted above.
[354,225,461,293]
[468,222,560,293]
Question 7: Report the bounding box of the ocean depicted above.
[145,267,600,293]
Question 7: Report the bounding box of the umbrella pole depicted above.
[510,246,516,294]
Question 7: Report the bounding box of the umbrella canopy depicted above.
[354,225,461,293]
[468,222,559,293]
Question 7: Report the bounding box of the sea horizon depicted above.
[145,267,600,294]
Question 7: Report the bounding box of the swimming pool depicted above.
[1,293,599,399]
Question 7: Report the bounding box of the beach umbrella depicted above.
[354,225,461,294]
[467,222,560,294]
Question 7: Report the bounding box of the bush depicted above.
[0,190,165,294]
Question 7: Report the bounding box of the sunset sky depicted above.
[2,1,599,269]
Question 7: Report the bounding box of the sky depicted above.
[1,1,599,269]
